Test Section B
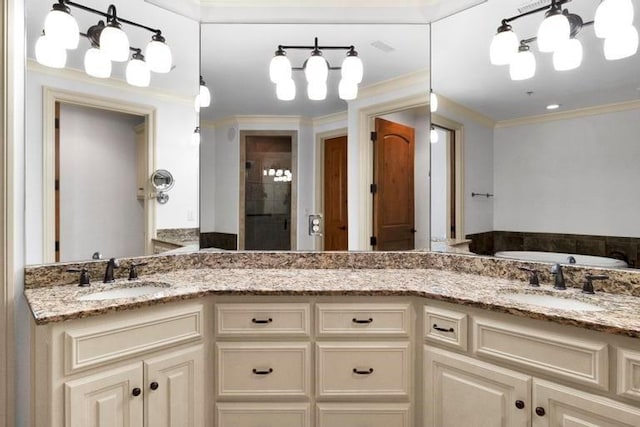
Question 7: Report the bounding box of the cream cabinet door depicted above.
[144,346,204,427]
[65,363,143,427]
[533,379,640,427]
[424,347,530,427]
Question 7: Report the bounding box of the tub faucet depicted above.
[103,258,120,283]
[550,264,566,290]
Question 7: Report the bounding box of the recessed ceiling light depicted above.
[546,104,560,110]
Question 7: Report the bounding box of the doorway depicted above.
[323,135,348,251]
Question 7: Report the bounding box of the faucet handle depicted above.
[583,273,609,294]
[128,262,148,281]
[518,267,540,287]
[67,267,91,287]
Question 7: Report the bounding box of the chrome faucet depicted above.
[103,258,120,283]
[550,264,566,290]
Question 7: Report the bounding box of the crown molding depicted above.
[27,59,193,106]
[437,94,496,129]
[313,111,348,127]
[358,69,429,100]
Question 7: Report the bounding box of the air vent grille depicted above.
[518,0,550,14]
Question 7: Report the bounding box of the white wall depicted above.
[494,108,640,238]
[59,104,145,261]
[431,127,449,241]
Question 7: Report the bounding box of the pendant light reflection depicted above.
[489,22,519,65]
[510,44,536,81]
[276,78,296,101]
[125,51,150,88]
[537,4,570,53]
[145,33,172,73]
[84,47,112,78]
[44,3,80,50]
[269,49,292,83]
[35,33,67,69]
[553,38,583,71]
[430,91,438,113]
[604,25,639,60]
[595,0,634,39]
[199,76,211,107]
[430,127,439,144]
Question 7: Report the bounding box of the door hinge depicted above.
[370,236,377,246]
[370,131,377,142]
[55,179,60,191]
[55,118,60,129]
[370,183,377,194]
[55,241,60,252]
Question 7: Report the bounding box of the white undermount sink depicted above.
[77,282,170,301]
[502,292,605,312]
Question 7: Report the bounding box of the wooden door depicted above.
[65,363,143,427]
[373,118,415,251]
[144,346,204,427]
[323,136,348,251]
[424,347,531,427]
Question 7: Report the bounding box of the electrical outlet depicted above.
[308,214,323,236]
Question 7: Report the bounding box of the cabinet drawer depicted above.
[216,342,310,398]
[64,304,203,374]
[472,317,608,389]
[215,303,310,337]
[424,306,467,351]
[316,303,411,337]
[316,342,410,398]
[617,347,640,401]
[317,403,411,427]
[216,403,310,427]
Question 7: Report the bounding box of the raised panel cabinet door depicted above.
[64,363,143,427]
[424,347,530,427]
[532,379,640,427]
[144,345,204,427]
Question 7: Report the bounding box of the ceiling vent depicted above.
[517,0,550,14]
[370,40,395,53]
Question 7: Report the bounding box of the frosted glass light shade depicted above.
[269,53,292,83]
[307,82,327,100]
[537,12,570,52]
[100,24,130,62]
[145,36,172,73]
[84,47,112,78]
[276,78,296,101]
[305,54,328,84]
[199,83,211,107]
[430,92,438,113]
[595,0,634,38]
[194,96,201,112]
[553,38,583,71]
[126,57,150,87]
[509,48,536,80]
[604,25,639,60]
[192,127,200,145]
[36,34,67,68]
[341,54,363,83]
[489,27,519,65]
[430,128,439,144]
[338,79,358,100]
[44,7,79,49]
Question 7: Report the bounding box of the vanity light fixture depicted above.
[269,37,364,101]
[199,76,211,108]
[430,90,438,113]
[37,1,172,87]
[192,127,201,145]
[490,0,637,81]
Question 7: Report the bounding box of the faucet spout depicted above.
[103,258,120,283]
[550,263,566,290]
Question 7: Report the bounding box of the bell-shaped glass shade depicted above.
[338,79,358,100]
[100,24,130,62]
[430,92,438,113]
[35,34,67,68]
[553,38,583,71]
[84,47,112,78]
[537,12,570,53]
[341,55,363,83]
[595,0,634,38]
[305,54,328,84]
[489,28,519,65]
[276,78,296,101]
[126,57,150,87]
[307,82,327,101]
[269,54,292,83]
[199,83,211,107]
[145,39,172,73]
[509,49,536,80]
[430,128,439,144]
[192,127,201,145]
[44,7,79,50]
[604,25,639,60]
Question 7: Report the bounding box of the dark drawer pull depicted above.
[251,318,273,324]
[252,368,273,375]
[433,324,455,333]
[352,318,373,324]
[352,368,374,375]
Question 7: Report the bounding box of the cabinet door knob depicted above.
[150,381,159,391]
[352,318,373,324]
[535,407,546,417]
[352,368,374,375]
[515,400,525,410]
[131,387,142,397]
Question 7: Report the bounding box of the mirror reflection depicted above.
[431,0,640,269]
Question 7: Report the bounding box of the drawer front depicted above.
[64,304,203,374]
[316,303,411,337]
[216,403,310,427]
[473,317,608,389]
[617,348,640,401]
[424,306,468,351]
[316,342,410,398]
[317,403,412,427]
[215,303,310,337]
[216,342,310,398]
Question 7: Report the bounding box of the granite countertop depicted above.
[24,268,640,338]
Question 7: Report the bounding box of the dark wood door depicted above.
[324,135,348,251]
[373,118,415,251]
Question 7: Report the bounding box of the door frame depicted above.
[42,88,156,262]
[314,128,348,251]
[238,130,298,251]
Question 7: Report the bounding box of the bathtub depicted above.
[494,251,628,268]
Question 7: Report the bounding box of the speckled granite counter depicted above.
[24,268,640,338]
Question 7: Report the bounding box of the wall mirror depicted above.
[199,23,431,251]
[431,0,640,269]
[24,0,200,265]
